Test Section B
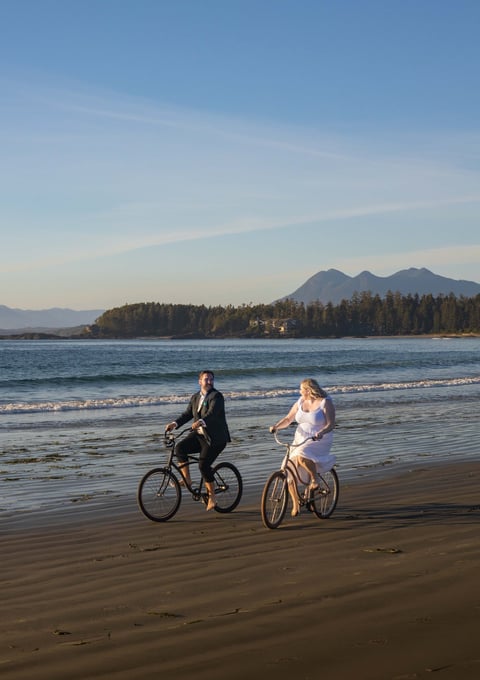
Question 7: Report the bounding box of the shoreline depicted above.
[2,332,480,341]
[3,460,480,679]
[2,454,476,532]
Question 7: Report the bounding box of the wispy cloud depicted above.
[1,77,479,303]
[3,193,480,275]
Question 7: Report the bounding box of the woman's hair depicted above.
[301,378,328,399]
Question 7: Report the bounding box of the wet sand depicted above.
[2,461,480,680]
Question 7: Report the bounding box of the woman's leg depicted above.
[287,476,300,516]
[297,455,318,488]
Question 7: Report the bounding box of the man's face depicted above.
[199,373,214,393]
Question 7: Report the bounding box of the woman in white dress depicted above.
[270,378,336,516]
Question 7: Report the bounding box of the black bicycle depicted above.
[261,430,339,529]
[137,428,243,522]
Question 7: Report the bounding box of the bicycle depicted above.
[137,428,243,522]
[261,430,339,529]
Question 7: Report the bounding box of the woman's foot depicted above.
[291,505,300,517]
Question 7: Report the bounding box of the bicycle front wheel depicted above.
[212,462,243,513]
[261,470,288,529]
[310,468,339,519]
[137,468,181,522]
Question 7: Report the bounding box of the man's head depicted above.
[198,370,214,393]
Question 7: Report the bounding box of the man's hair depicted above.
[199,370,214,379]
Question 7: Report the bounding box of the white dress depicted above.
[289,397,336,484]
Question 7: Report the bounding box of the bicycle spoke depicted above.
[137,468,181,522]
[212,462,243,513]
[261,471,288,529]
[311,469,339,519]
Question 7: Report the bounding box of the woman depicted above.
[270,378,336,517]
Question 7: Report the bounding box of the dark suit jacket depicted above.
[175,388,231,446]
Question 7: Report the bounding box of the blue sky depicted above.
[1,0,479,310]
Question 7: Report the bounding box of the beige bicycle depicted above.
[261,430,339,529]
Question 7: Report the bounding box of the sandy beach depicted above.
[2,461,480,680]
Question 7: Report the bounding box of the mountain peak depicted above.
[279,268,480,305]
[0,306,104,331]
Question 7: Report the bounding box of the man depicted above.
[165,370,231,511]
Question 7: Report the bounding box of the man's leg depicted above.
[198,442,225,510]
[175,434,200,488]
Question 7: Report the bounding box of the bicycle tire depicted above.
[137,467,181,522]
[212,461,243,513]
[310,468,339,519]
[261,470,288,529]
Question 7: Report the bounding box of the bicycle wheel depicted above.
[137,467,181,522]
[310,468,339,519]
[261,470,288,529]
[212,461,243,513]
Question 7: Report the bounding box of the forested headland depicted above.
[89,291,480,338]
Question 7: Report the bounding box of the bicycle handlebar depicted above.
[270,429,315,448]
[163,426,192,447]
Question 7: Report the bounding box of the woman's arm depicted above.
[315,398,336,438]
[270,401,299,432]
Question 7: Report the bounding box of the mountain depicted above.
[279,268,480,305]
[0,306,104,331]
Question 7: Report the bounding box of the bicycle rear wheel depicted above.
[137,467,181,522]
[261,470,288,529]
[310,468,339,519]
[212,461,243,513]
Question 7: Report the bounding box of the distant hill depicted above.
[279,268,480,305]
[0,305,104,332]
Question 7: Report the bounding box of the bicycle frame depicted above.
[138,428,243,521]
[261,429,339,528]
[163,428,207,500]
[273,430,335,504]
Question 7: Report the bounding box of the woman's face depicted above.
[300,383,310,398]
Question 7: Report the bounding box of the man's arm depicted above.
[166,394,197,430]
[201,390,225,425]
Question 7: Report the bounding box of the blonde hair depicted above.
[301,378,328,400]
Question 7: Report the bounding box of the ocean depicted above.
[1,337,479,518]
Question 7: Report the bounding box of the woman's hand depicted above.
[269,426,277,433]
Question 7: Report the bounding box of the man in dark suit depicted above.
[165,370,231,511]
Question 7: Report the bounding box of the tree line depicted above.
[90,291,480,338]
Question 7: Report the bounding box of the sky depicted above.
[1,0,479,311]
